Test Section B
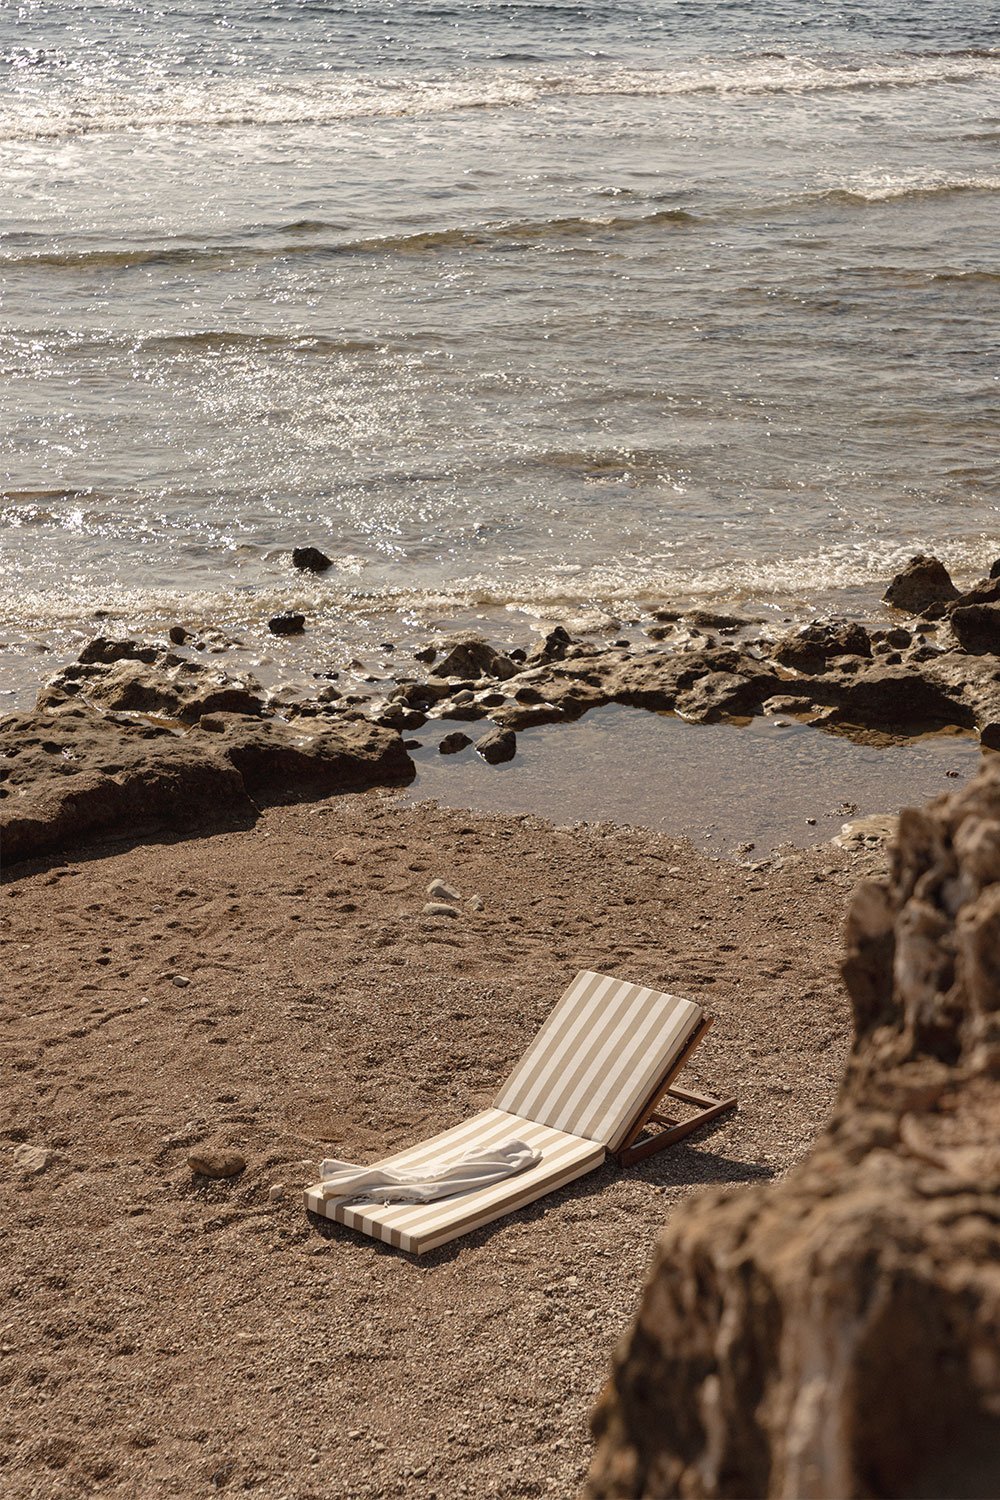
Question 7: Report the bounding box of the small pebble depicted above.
[14,1144,52,1174]
[187,1148,246,1180]
[171,974,191,988]
[427,879,460,901]
[268,1184,285,1203]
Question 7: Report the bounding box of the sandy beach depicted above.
[1,787,880,1499]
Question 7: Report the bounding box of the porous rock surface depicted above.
[0,700,412,866]
[587,766,1000,1500]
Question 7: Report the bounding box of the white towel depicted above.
[316,1138,541,1206]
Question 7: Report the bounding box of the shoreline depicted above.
[3,552,998,872]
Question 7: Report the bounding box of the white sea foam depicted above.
[2,52,999,140]
[1,540,996,634]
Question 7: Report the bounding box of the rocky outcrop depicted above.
[0,703,412,867]
[772,620,871,673]
[38,654,267,723]
[883,554,960,615]
[949,603,1000,656]
[587,767,1000,1500]
[430,636,517,681]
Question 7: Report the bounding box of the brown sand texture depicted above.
[1,790,879,1498]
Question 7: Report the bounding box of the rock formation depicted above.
[0,701,412,867]
[586,765,1000,1499]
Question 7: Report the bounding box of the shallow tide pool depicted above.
[397,706,984,856]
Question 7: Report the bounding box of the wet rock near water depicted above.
[587,763,1000,1500]
[772,618,871,673]
[476,727,517,764]
[268,613,306,636]
[438,731,472,755]
[291,546,332,574]
[883,553,960,615]
[38,651,267,724]
[429,636,517,682]
[949,602,1000,655]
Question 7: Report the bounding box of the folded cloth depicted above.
[316,1138,541,1206]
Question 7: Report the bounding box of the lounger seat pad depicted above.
[495,970,703,1151]
[304,1109,603,1255]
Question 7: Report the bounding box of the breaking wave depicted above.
[3,51,1000,140]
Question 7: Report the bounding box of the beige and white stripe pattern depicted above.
[494,970,702,1152]
[304,1109,603,1255]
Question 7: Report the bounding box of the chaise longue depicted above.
[304,969,736,1255]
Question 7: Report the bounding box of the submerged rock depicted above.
[587,765,1000,1500]
[883,553,960,614]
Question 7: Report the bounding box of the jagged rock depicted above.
[291,546,332,573]
[476,728,516,764]
[950,575,1000,610]
[430,637,516,681]
[168,625,189,646]
[438,732,472,755]
[414,645,437,664]
[950,603,1000,655]
[870,626,912,650]
[38,656,266,724]
[772,619,872,673]
[528,626,574,663]
[674,671,781,723]
[268,613,306,636]
[190,714,412,802]
[827,664,974,730]
[587,766,1000,1500]
[883,554,960,614]
[0,704,412,866]
[78,637,161,666]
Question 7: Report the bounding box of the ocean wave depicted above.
[813,174,1000,206]
[2,51,1000,140]
[2,541,998,633]
[0,206,697,273]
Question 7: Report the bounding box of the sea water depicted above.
[2,1,999,685]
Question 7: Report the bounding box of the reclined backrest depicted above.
[494,970,703,1152]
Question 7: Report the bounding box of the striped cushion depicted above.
[494,970,703,1151]
[304,1109,603,1255]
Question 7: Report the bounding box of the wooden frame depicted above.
[612,1016,737,1166]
